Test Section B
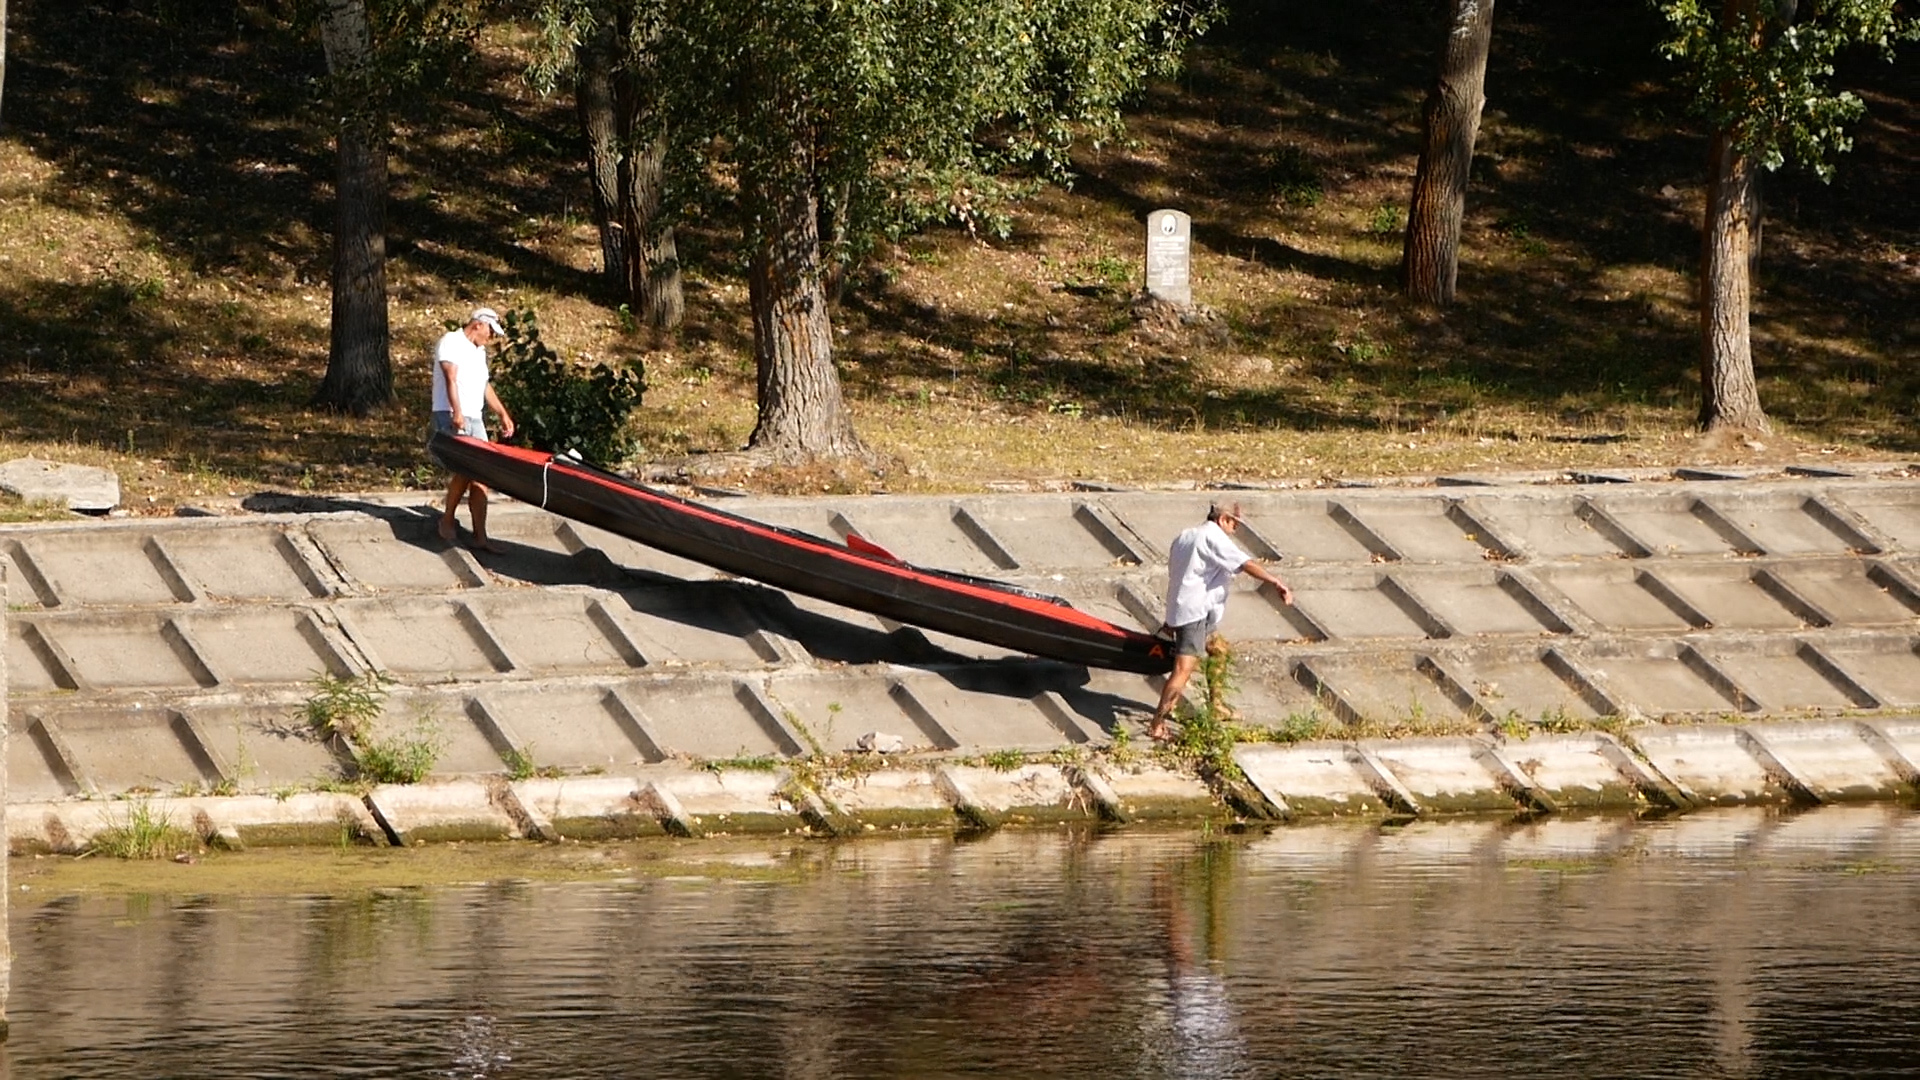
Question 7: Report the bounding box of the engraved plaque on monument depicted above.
[1143,208,1192,308]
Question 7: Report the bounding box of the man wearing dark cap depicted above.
[1147,502,1293,741]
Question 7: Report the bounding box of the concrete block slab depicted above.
[562,518,724,582]
[892,669,1099,750]
[605,585,786,666]
[1223,496,1391,563]
[1741,721,1907,800]
[1538,565,1703,632]
[0,457,119,512]
[1589,493,1756,556]
[1580,645,1745,715]
[1817,641,1920,706]
[1766,561,1920,627]
[465,590,649,675]
[335,597,512,679]
[174,608,348,685]
[654,768,797,833]
[184,704,352,789]
[1295,655,1470,727]
[1443,650,1606,723]
[374,689,513,776]
[960,498,1145,571]
[366,780,518,844]
[1700,494,1879,555]
[1491,733,1648,809]
[1367,738,1519,813]
[471,684,660,770]
[307,518,482,593]
[10,533,188,606]
[1398,570,1570,636]
[1291,576,1439,641]
[1462,495,1642,559]
[1335,496,1504,563]
[1832,492,1920,551]
[7,621,70,693]
[159,527,329,601]
[31,707,216,794]
[1234,742,1390,816]
[762,672,949,754]
[1632,725,1792,804]
[510,776,664,840]
[1095,765,1218,820]
[200,792,383,847]
[938,763,1087,821]
[835,501,1020,576]
[457,512,616,587]
[1648,565,1811,630]
[621,678,804,761]
[7,722,77,801]
[29,614,213,690]
[818,767,956,828]
[1701,644,1873,710]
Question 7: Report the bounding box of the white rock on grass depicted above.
[0,458,122,513]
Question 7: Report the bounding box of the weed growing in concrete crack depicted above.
[1158,636,1246,783]
[703,754,783,773]
[982,748,1027,772]
[86,798,199,860]
[357,715,444,785]
[1106,724,1139,767]
[302,670,393,746]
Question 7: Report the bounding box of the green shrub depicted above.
[492,308,646,465]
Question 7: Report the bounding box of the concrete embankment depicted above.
[3,462,1919,853]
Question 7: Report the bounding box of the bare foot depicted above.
[1145,722,1175,743]
[437,518,456,543]
[470,537,504,554]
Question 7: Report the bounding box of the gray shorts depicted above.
[1167,614,1219,658]
[429,410,487,445]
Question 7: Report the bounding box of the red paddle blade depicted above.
[844,532,902,562]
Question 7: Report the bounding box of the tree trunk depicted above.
[745,147,864,458]
[0,0,11,125]
[1696,0,1771,435]
[619,127,682,330]
[1401,0,1496,306]
[575,16,627,292]
[313,0,392,415]
[1698,126,1770,433]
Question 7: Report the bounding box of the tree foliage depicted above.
[492,308,647,463]
[1656,0,1917,180]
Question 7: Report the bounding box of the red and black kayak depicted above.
[430,432,1175,674]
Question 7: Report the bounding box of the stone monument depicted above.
[1143,208,1192,308]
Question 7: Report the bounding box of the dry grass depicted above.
[0,2,1912,515]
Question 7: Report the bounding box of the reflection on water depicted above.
[7,805,1920,1078]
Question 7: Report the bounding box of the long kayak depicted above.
[429,432,1175,674]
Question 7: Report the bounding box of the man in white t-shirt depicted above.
[431,307,516,551]
[1147,502,1292,741]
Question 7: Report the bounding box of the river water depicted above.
[5,805,1919,1078]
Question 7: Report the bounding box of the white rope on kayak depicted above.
[539,457,553,509]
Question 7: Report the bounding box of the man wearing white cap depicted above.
[1147,501,1292,742]
[431,308,516,551]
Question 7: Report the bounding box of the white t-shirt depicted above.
[1163,520,1252,628]
[432,329,489,419]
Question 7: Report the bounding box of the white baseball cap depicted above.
[469,307,504,335]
